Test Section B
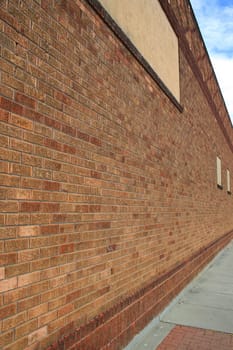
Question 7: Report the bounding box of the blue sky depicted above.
[190,0,233,122]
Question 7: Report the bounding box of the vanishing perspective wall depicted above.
[0,0,233,349]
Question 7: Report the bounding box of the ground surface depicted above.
[125,241,233,350]
[156,325,233,350]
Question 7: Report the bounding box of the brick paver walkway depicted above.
[156,325,233,350]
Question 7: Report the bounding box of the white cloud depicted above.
[211,54,233,119]
[190,0,233,122]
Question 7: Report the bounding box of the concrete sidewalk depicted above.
[124,240,233,350]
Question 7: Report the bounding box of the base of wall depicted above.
[46,230,233,350]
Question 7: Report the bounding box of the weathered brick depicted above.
[28,326,48,345]
[18,226,40,237]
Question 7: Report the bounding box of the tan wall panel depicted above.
[99,0,180,101]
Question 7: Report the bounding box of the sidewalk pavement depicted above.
[124,240,233,350]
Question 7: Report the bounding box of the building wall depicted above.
[0,0,233,349]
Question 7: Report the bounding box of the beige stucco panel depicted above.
[99,0,180,101]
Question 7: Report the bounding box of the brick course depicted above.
[1,0,233,349]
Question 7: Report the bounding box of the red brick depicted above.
[24,343,40,350]
[6,213,31,226]
[20,202,40,212]
[3,336,28,350]
[38,310,57,327]
[0,330,14,348]
[40,225,59,235]
[0,303,16,319]
[4,286,29,305]
[5,262,30,278]
[15,319,38,339]
[59,243,74,254]
[15,92,36,109]
[2,45,26,68]
[0,108,10,122]
[7,186,30,200]
[0,213,5,225]
[57,303,74,318]
[18,249,40,262]
[28,303,48,320]
[0,96,23,114]
[18,272,40,287]
[30,258,50,271]
[17,295,40,312]
[27,280,49,297]
[0,277,17,292]
[0,266,5,280]
[10,113,33,130]
[0,200,18,212]
[43,181,60,191]
[2,311,27,331]
[9,163,32,176]
[2,73,24,93]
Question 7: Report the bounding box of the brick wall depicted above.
[0,0,233,349]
